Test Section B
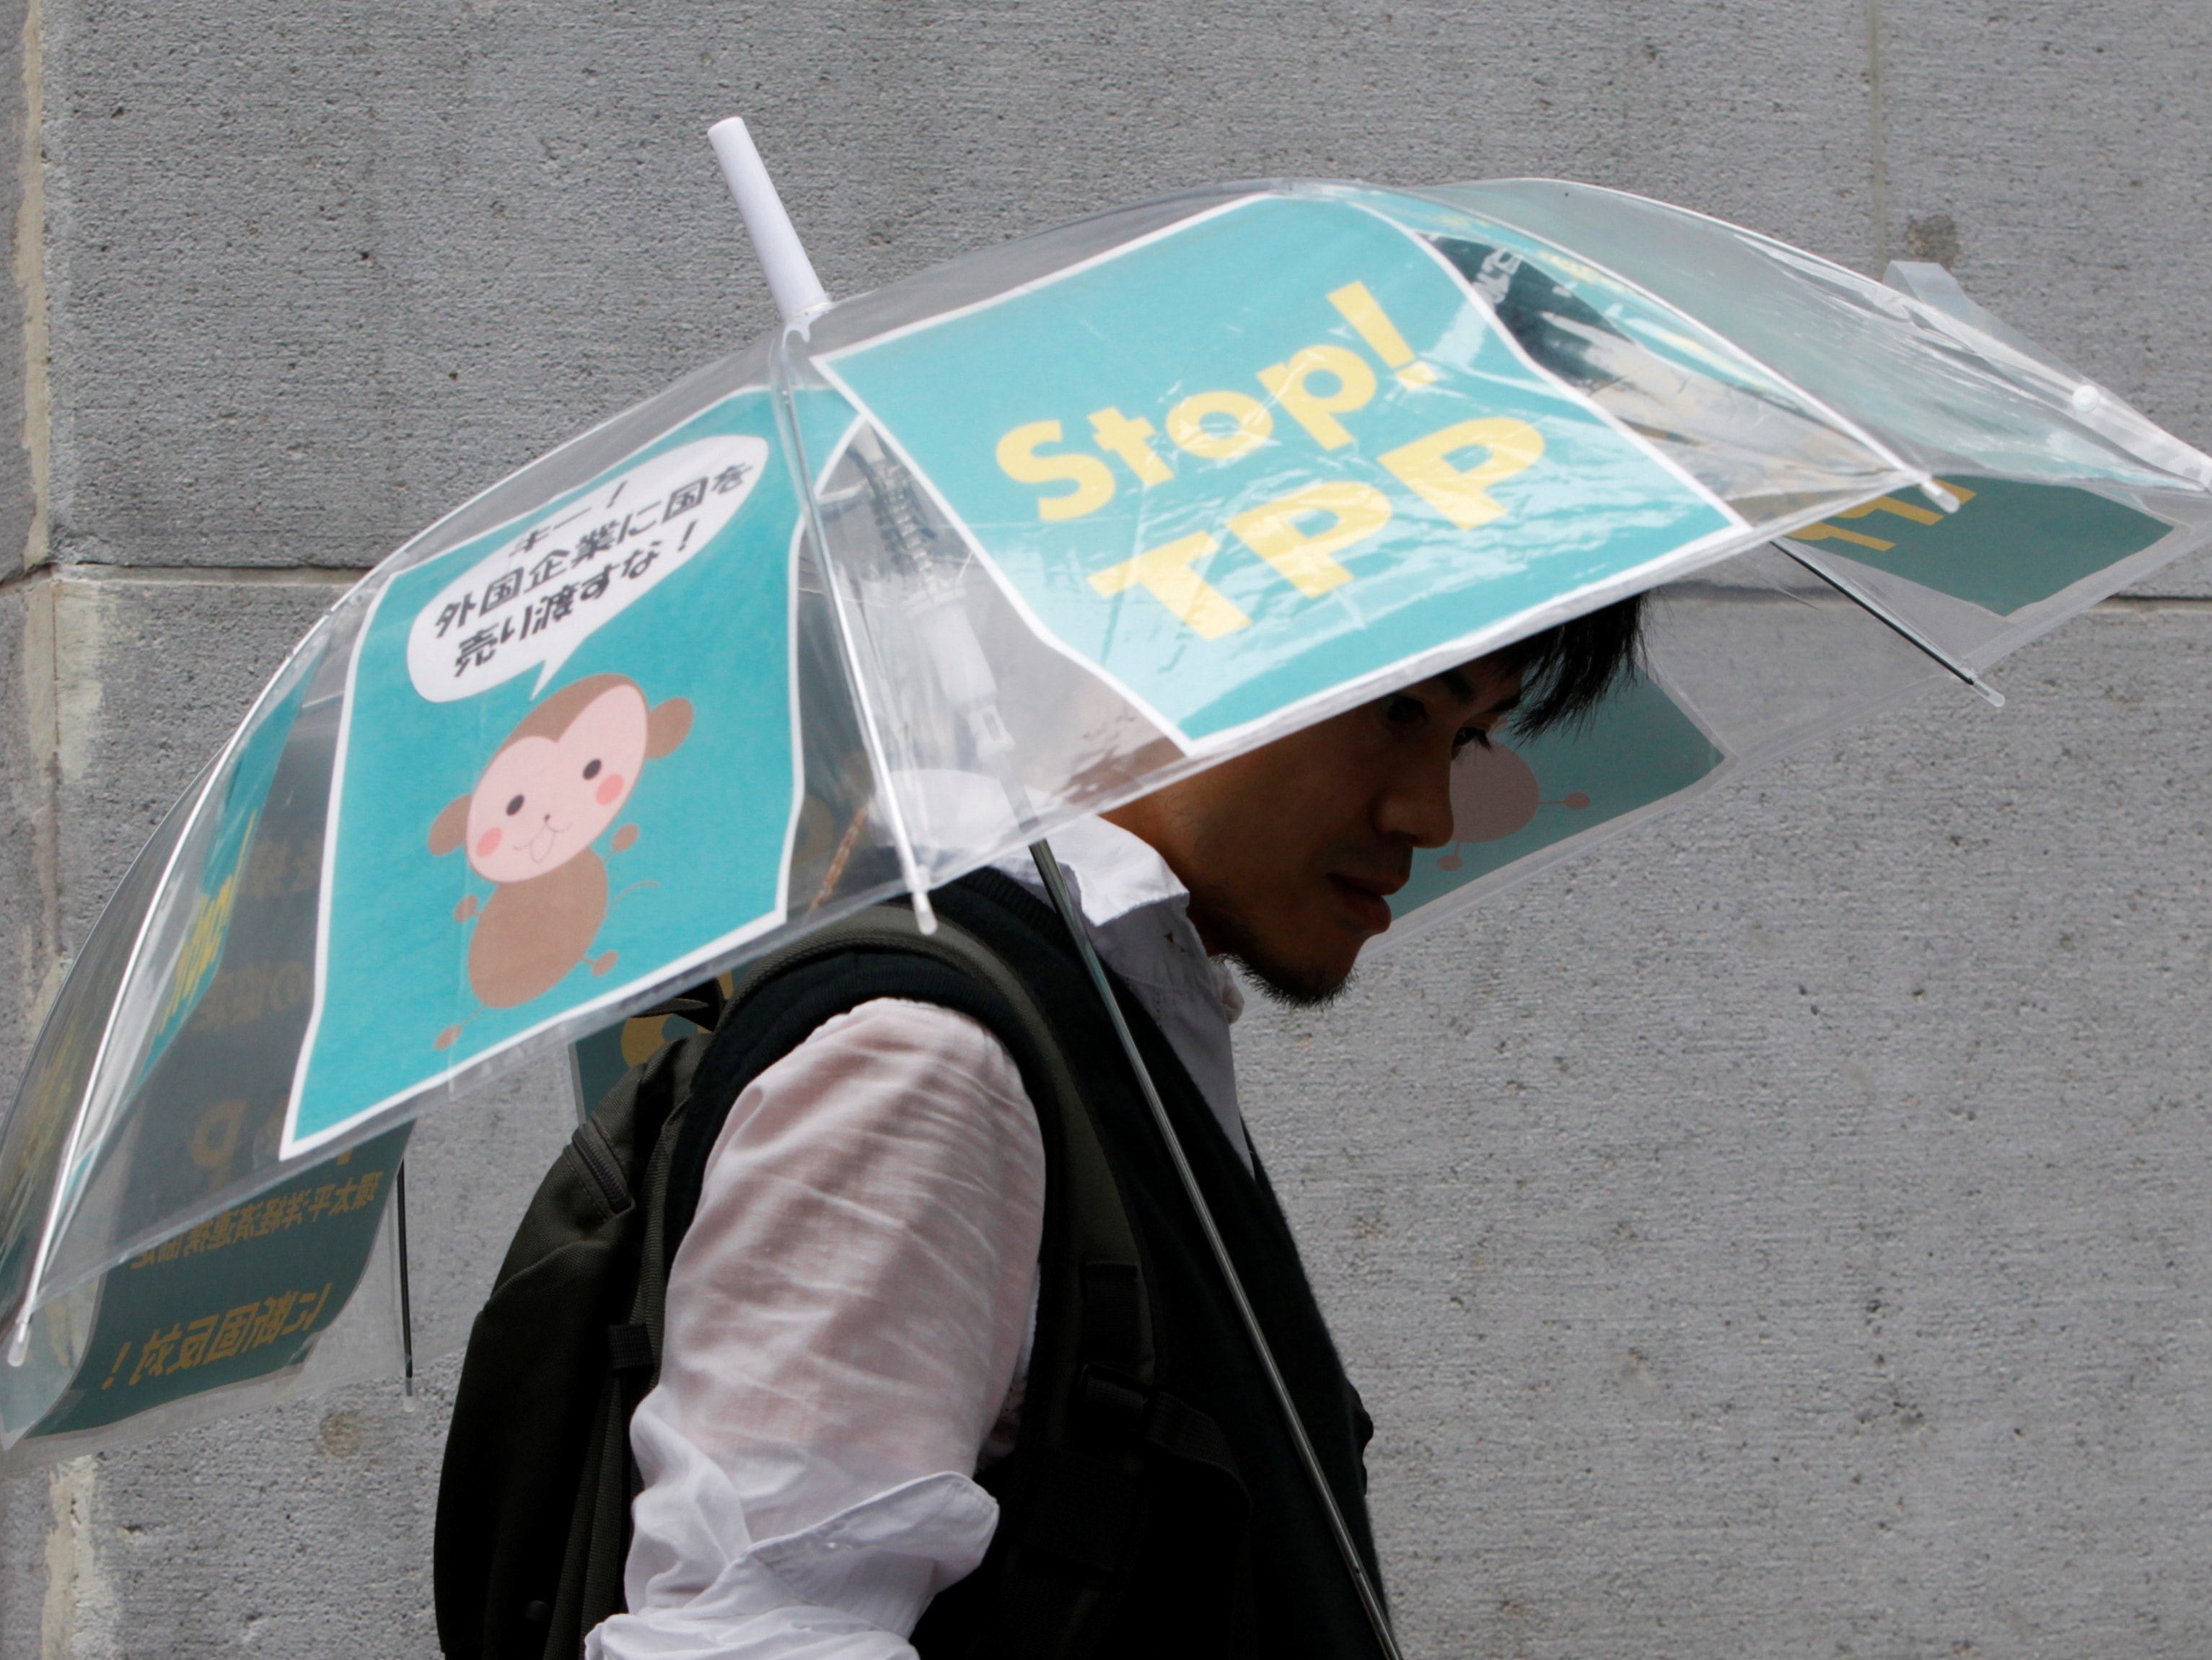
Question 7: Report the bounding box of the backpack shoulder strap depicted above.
[658,899,1139,1292]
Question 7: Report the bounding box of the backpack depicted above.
[432,887,1219,1660]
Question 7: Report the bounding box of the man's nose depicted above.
[1377,757,1457,849]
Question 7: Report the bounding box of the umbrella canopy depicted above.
[4,164,2208,1462]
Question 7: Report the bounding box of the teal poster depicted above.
[820,192,1739,746]
[122,675,310,1111]
[1393,675,1725,919]
[284,390,805,1155]
[1785,474,2172,615]
[25,1126,408,1440]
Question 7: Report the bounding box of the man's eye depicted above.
[1454,726,1493,754]
[1383,695,1426,729]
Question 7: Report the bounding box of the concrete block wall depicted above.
[1,3,2207,1654]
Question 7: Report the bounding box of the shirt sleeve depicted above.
[586,996,1046,1660]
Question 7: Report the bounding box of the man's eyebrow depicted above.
[1431,667,1518,716]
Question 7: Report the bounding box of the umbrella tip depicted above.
[4,1319,25,1368]
[1916,477,1962,514]
[708,117,832,329]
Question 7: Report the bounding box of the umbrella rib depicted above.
[1028,838,1405,1660]
[394,1161,416,1402]
[771,356,938,934]
[6,750,232,1365]
[1773,540,2006,707]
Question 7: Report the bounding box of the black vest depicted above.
[674,869,1387,1659]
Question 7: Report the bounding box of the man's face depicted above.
[1105,654,1522,1004]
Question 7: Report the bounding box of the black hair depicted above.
[1491,592,1647,737]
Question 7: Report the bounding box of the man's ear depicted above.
[429,794,473,856]
[646,698,693,759]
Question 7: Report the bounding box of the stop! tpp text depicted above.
[993,280,1545,640]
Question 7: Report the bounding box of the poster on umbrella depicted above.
[818,190,1749,748]
[11,1126,408,1445]
[282,389,818,1157]
[1782,473,2175,618]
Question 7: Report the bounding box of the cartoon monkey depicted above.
[429,673,692,1044]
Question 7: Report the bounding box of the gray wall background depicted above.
[0,2,2207,1654]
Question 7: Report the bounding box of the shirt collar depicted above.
[902,770,1190,927]
[989,817,1243,1024]
[1021,814,1188,928]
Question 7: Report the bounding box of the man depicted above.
[586,600,1642,1659]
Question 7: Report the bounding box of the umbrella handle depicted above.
[709,118,830,328]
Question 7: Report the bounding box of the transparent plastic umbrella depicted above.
[5,133,2208,1502]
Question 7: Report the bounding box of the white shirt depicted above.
[587,817,1247,1660]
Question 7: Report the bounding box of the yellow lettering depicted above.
[1836,493,1942,526]
[1088,407,1174,486]
[995,420,1116,522]
[157,866,238,1030]
[1257,345,1377,450]
[1227,482,1392,597]
[1090,532,1250,639]
[1791,522,1895,551]
[1802,481,1974,545]
[1327,281,1438,387]
[1379,418,1545,529]
[1165,391,1273,460]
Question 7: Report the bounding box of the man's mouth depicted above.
[1327,871,1401,936]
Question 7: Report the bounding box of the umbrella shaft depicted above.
[1027,838,1404,1660]
[395,1162,416,1401]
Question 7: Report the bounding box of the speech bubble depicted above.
[407,434,769,703]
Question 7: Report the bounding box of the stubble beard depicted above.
[1192,887,1356,1009]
